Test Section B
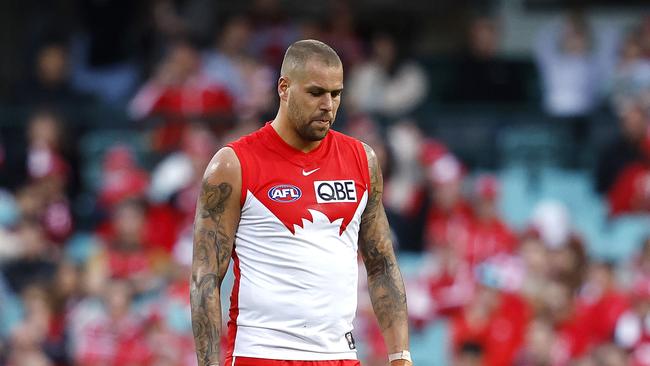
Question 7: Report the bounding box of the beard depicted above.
[288,99,333,142]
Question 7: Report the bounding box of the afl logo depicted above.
[268,184,302,202]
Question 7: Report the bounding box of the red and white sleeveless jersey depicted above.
[225,123,370,361]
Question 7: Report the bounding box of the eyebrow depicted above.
[305,85,344,94]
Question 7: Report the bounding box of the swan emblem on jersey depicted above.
[268,184,302,202]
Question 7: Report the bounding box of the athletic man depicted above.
[190,39,411,366]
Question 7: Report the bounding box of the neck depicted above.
[271,113,322,153]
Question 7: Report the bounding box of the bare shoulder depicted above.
[360,142,382,194]
[361,142,377,164]
[203,147,241,186]
[200,147,242,212]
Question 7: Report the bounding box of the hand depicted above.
[390,360,413,366]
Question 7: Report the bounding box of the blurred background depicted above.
[0,0,650,365]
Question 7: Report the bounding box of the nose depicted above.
[320,94,333,112]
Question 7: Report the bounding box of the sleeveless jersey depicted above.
[225,123,370,361]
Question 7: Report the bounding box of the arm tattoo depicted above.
[191,181,234,366]
[359,144,409,343]
[200,182,232,222]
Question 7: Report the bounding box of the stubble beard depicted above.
[288,101,331,142]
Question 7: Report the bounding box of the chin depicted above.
[300,123,331,141]
[306,130,328,142]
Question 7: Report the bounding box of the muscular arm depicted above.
[359,143,410,363]
[190,147,241,366]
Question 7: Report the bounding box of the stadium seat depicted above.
[410,320,450,366]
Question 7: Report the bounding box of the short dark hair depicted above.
[280,39,342,77]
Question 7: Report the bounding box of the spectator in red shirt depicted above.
[97,144,179,254]
[72,280,152,366]
[452,257,531,366]
[89,199,164,295]
[540,279,592,361]
[97,144,149,209]
[129,38,234,152]
[464,174,518,268]
[424,153,473,252]
[608,160,650,216]
[578,261,630,346]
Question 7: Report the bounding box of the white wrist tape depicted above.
[388,350,412,362]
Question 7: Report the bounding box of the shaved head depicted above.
[280,39,342,78]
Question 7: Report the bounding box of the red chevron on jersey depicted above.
[228,123,370,235]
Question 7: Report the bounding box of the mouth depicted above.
[311,119,331,127]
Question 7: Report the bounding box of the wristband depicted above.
[388,350,412,362]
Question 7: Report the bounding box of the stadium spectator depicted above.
[451,257,530,366]
[14,39,92,107]
[90,199,167,295]
[606,96,650,216]
[149,123,216,205]
[5,286,58,366]
[68,0,143,104]
[151,0,217,44]
[596,96,650,195]
[614,274,650,366]
[246,0,299,69]
[540,279,592,361]
[518,235,552,313]
[203,17,275,119]
[3,110,81,199]
[514,317,557,366]
[380,121,427,250]
[424,153,472,251]
[534,13,620,117]
[464,174,517,268]
[129,38,234,152]
[148,122,218,255]
[323,0,365,70]
[610,24,650,108]
[0,218,58,295]
[347,32,429,119]
[442,15,530,104]
[69,279,153,366]
[97,144,149,209]
[625,237,650,290]
[577,262,629,346]
[534,12,621,157]
[28,153,74,245]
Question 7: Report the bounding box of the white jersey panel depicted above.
[231,190,368,360]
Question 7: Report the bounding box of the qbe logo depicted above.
[268,184,302,202]
[314,180,357,203]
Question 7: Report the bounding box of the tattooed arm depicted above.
[359,143,411,365]
[191,147,241,366]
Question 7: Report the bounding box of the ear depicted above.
[278,76,290,102]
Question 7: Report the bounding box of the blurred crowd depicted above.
[0,1,650,366]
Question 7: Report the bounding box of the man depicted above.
[190,39,411,366]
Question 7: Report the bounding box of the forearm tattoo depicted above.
[359,144,408,333]
[191,181,234,366]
